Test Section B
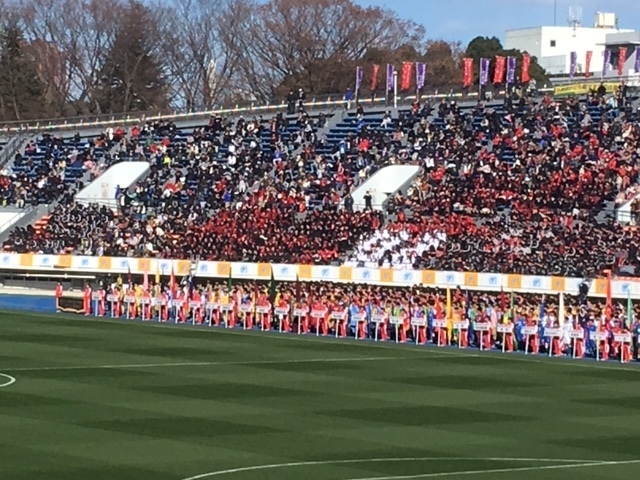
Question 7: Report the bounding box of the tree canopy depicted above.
[0,0,550,122]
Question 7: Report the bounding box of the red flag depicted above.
[585,51,593,77]
[618,47,627,75]
[127,265,132,288]
[400,61,413,91]
[493,56,506,84]
[170,266,177,297]
[371,64,380,91]
[462,58,473,87]
[521,53,531,83]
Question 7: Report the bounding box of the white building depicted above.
[505,12,634,75]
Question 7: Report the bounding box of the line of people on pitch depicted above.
[81,283,638,362]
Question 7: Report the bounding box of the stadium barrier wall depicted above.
[0,252,637,299]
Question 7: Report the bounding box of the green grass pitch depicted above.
[0,312,639,480]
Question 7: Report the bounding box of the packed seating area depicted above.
[3,86,640,279]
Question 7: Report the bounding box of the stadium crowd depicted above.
[5,85,640,278]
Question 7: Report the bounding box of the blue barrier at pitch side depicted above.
[0,295,56,313]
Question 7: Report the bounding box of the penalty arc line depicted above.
[178,457,606,480]
[346,459,640,480]
[0,373,16,388]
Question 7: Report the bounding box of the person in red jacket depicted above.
[55,282,63,311]
[83,283,92,316]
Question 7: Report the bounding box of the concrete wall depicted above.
[75,161,150,210]
[345,165,421,212]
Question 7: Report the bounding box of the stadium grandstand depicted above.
[2,1,640,478]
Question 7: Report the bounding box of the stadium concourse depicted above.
[3,88,640,278]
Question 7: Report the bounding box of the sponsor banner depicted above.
[1,253,640,298]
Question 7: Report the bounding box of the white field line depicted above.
[0,373,16,388]
[346,459,640,480]
[0,356,404,372]
[178,457,607,480]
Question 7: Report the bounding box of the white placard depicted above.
[293,308,308,317]
[274,307,289,316]
[614,333,632,343]
[411,318,427,327]
[496,324,514,334]
[330,311,346,320]
[352,313,367,322]
[474,322,491,332]
[311,310,326,318]
[106,294,118,302]
[389,316,404,325]
[521,326,538,335]
[544,328,562,337]
[124,296,136,304]
[256,306,270,314]
[593,332,609,342]
[454,321,469,330]
[91,293,101,301]
[221,303,234,312]
[371,314,385,324]
[432,319,448,328]
[570,329,584,339]
[171,299,184,307]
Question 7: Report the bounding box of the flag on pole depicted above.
[605,270,613,319]
[465,290,471,320]
[269,267,276,304]
[155,262,160,285]
[585,50,593,77]
[521,53,531,83]
[539,294,546,321]
[127,265,133,289]
[506,56,516,84]
[227,268,233,291]
[627,290,633,329]
[371,64,380,91]
[446,287,453,340]
[602,49,611,78]
[401,62,413,90]
[509,291,515,323]
[569,51,577,77]
[386,64,395,91]
[618,47,628,76]
[462,58,473,87]
[493,55,506,84]
[295,274,301,303]
[416,62,426,90]
[558,293,565,326]
[188,272,195,300]
[355,66,363,94]
[170,266,177,297]
[143,266,149,292]
[635,46,640,73]
[479,58,490,86]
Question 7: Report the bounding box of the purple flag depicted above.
[386,64,395,91]
[355,66,363,93]
[479,58,490,86]
[635,47,640,74]
[602,49,611,77]
[569,51,577,77]
[506,57,516,84]
[416,62,426,90]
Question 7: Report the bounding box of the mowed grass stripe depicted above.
[0,311,639,480]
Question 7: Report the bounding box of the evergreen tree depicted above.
[94,1,167,114]
[0,23,45,121]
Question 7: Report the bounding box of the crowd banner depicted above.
[3,252,640,298]
[553,81,619,96]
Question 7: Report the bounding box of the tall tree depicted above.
[465,35,549,84]
[424,40,463,90]
[0,21,45,121]
[219,0,426,102]
[93,0,167,114]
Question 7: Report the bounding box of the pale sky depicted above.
[355,0,639,45]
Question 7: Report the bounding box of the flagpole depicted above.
[393,71,398,108]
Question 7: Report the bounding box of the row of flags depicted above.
[568,46,640,78]
[463,54,531,87]
[354,62,426,95]
[355,56,532,94]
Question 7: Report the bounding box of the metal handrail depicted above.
[0,86,555,136]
